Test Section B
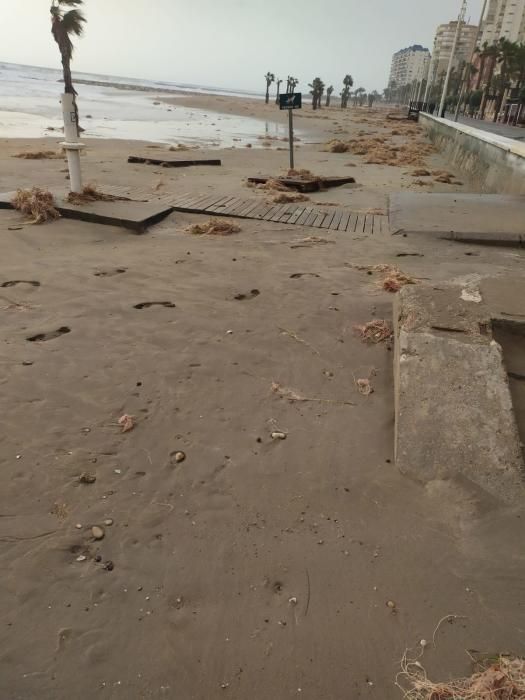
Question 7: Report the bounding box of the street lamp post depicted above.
[438,0,468,118]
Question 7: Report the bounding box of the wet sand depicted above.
[1,100,525,700]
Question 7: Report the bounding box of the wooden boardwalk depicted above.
[103,185,388,234]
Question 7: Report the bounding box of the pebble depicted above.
[386,600,396,609]
[75,523,82,529]
[79,473,96,484]
[174,451,186,463]
[92,526,105,540]
[76,555,87,562]
[288,597,298,606]
[271,431,287,441]
[104,519,114,526]
[114,469,122,475]
[103,560,114,571]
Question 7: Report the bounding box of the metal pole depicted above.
[60,92,83,193]
[454,0,488,121]
[288,109,294,170]
[423,58,434,104]
[439,0,467,118]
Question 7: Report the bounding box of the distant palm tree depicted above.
[368,90,380,108]
[340,74,354,108]
[286,76,299,93]
[354,87,366,106]
[50,0,86,134]
[325,85,334,107]
[264,72,275,104]
[493,39,517,121]
[309,78,325,110]
[275,78,283,104]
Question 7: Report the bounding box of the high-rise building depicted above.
[480,0,525,45]
[427,21,479,84]
[388,45,431,87]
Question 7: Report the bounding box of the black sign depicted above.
[279,93,302,110]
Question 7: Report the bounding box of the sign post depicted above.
[279,92,302,170]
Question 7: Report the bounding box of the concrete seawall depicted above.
[420,113,525,195]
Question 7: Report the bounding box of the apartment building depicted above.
[480,0,525,45]
[389,45,431,87]
[427,21,479,83]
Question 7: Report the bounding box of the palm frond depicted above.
[61,9,86,36]
[57,0,84,6]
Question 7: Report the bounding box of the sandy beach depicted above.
[1,92,525,700]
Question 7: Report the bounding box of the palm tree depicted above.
[325,85,334,107]
[264,72,275,104]
[50,0,86,135]
[479,43,500,119]
[493,39,517,121]
[309,78,325,110]
[287,76,299,93]
[340,74,354,108]
[354,87,366,106]
[275,78,283,104]
[368,90,380,108]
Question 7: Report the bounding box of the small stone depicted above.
[114,469,122,475]
[220,683,229,689]
[317,540,324,545]
[420,639,428,648]
[174,451,186,463]
[75,523,82,529]
[226,330,233,334]
[386,600,396,609]
[95,554,102,563]
[103,560,114,571]
[16,455,21,460]
[79,473,96,484]
[288,597,298,606]
[76,555,87,562]
[92,526,105,540]
[271,431,287,441]
[104,519,114,526]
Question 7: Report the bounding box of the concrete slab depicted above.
[389,192,525,245]
[394,284,525,504]
[0,191,174,233]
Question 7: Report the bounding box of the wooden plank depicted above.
[312,210,328,228]
[235,199,262,217]
[262,204,284,221]
[347,213,358,233]
[244,203,270,220]
[279,206,299,223]
[171,192,203,207]
[355,214,366,234]
[128,156,221,167]
[172,193,208,210]
[338,210,351,232]
[207,196,238,212]
[329,208,344,230]
[195,194,229,211]
[186,193,221,210]
[363,214,374,235]
[269,204,293,222]
[222,198,249,215]
[295,207,313,226]
[305,209,320,227]
[321,209,336,229]
[288,206,306,225]
[253,203,276,219]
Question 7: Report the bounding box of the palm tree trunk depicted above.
[480,59,495,120]
[476,56,486,90]
[265,85,269,104]
[61,51,80,137]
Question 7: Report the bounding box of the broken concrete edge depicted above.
[394,284,525,505]
[391,227,524,247]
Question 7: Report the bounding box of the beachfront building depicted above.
[428,21,479,81]
[388,45,431,88]
[480,0,525,45]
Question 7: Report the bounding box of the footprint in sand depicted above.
[94,268,127,277]
[290,273,320,279]
[1,280,40,288]
[27,326,71,342]
[134,302,176,309]
[234,289,260,301]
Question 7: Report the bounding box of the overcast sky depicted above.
[1,0,484,92]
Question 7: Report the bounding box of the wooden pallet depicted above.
[128,156,222,168]
[101,185,388,234]
[246,175,356,193]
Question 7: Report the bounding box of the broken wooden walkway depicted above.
[103,185,388,234]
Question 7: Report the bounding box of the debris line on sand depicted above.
[398,655,525,700]
[353,264,417,293]
[13,150,64,160]
[271,381,354,406]
[187,219,241,236]
[354,320,393,344]
[67,184,130,205]
[11,188,60,224]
